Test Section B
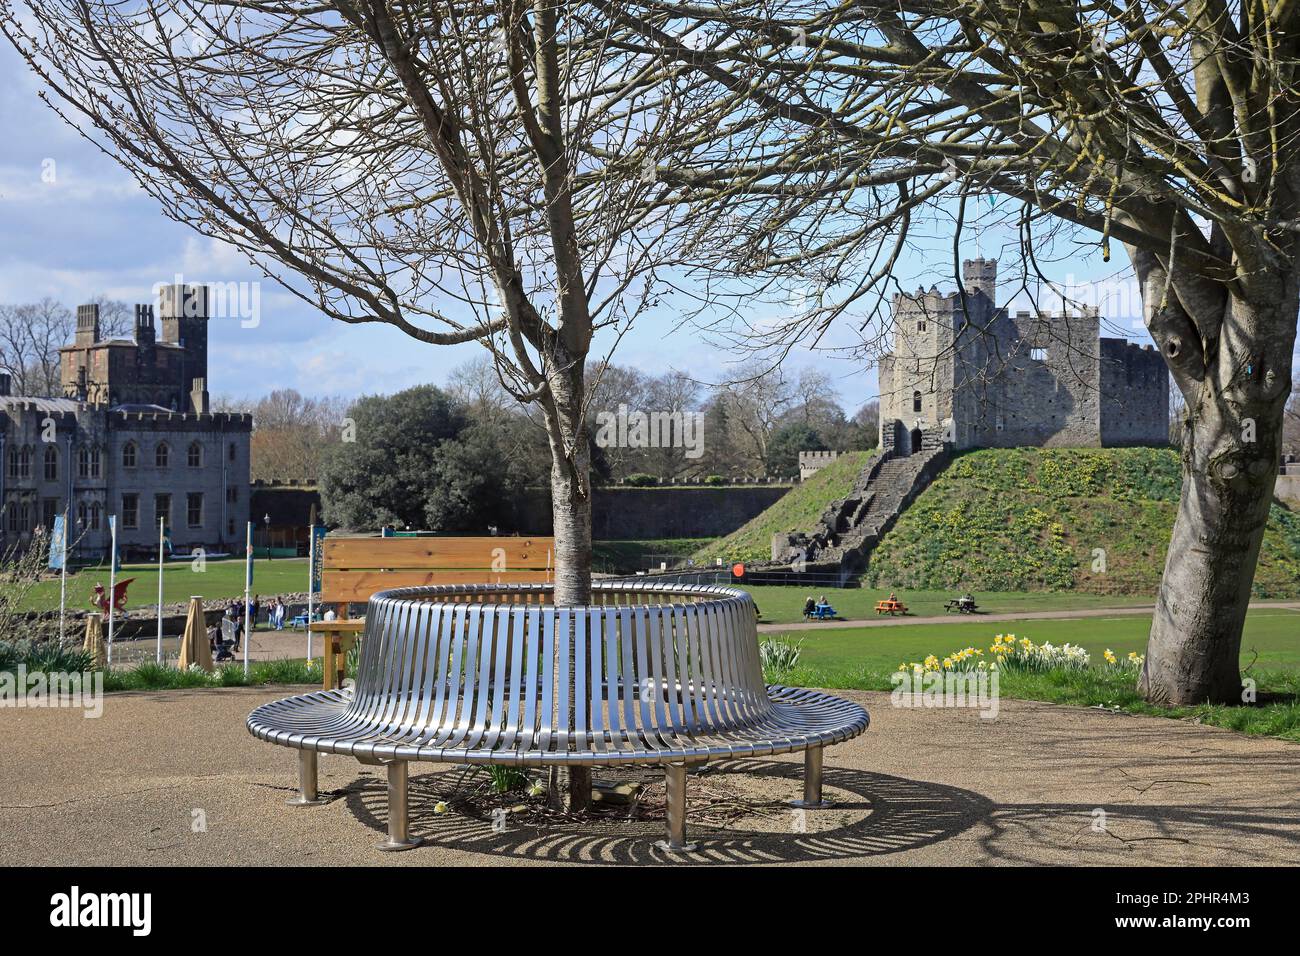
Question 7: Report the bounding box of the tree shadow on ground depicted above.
[343,759,993,865]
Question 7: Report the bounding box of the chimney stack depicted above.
[134,304,156,346]
[189,376,209,415]
[76,304,101,347]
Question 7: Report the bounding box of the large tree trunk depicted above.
[1140,294,1297,705]
[543,352,594,812]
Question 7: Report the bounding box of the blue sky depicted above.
[0,40,1178,412]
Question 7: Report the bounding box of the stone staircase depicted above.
[770,447,951,584]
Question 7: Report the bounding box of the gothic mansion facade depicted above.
[878,258,1168,455]
[0,285,250,560]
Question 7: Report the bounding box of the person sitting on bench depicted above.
[802,596,816,620]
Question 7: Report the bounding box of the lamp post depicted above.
[263,512,272,561]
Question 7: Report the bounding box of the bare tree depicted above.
[85,296,136,340]
[605,1,1300,705]
[0,296,133,398]
[0,298,73,395]
[2,0,712,807]
[448,355,522,430]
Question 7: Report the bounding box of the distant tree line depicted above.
[589,359,878,479]
[225,356,879,532]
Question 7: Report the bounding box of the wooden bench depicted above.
[874,598,908,616]
[313,535,552,690]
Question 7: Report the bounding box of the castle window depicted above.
[6,447,18,480]
[122,493,139,529]
[5,503,16,533]
[1031,347,1047,362]
[917,320,927,332]
[187,442,203,468]
[228,442,237,462]
[187,492,204,529]
[91,447,102,479]
[91,501,101,531]
[43,446,58,482]
[19,446,31,479]
[77,501,88,529]
[78,447,89,479]
[41,498,57,530]
[913,391,923,413]
[122,441,137,469]
[155,443,170,468]
[155,493,171,528]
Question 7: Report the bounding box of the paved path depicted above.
[759,601,1300,633]
[108,626,331,667]
[3,685,1297,866]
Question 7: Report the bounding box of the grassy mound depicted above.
[692,451,872,564]
[867,447,1300,596]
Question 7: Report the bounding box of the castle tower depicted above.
[158,284,209,398]
[962,257,998,304]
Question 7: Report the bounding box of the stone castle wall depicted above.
[879,257,1167,451]
[1099,338,1169,446]
[518,484,791,539]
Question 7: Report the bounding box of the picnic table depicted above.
[874,598,908,616]
[810,602,836,620]
[944,596,980,614]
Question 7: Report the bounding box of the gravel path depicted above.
[3,685,1297,866]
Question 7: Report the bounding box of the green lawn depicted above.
[692,451,871,564]
[866,447,1300,596]
[760,607,1300,741]
[22,557,310,612]
[762,607,1300,679]
[743,584,1154,623]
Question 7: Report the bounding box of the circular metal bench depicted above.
[247,582,869,852]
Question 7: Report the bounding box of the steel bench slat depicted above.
[249,582,869,849]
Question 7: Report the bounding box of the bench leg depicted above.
[654,763,697,854]
[790,745,833,809]
[378,760,423,852]
[286,749,329,807]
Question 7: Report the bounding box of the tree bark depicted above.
[1140,293,1297,705]
[542,350,594,812]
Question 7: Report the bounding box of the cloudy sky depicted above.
[0,39,1176,412]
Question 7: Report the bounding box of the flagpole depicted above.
[156,517,165,664]
[306,525,315,663]
[107,515,117,667]
[243,520,252,677]
[58,510,68,643]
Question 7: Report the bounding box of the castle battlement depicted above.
[878,258,1169,454]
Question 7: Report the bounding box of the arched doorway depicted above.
[908,427,923,455]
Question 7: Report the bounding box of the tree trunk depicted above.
[542,352,593,812]
[1140,296,1296,705]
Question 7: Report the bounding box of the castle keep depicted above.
[1,284,250,560]
[878,258,1168,454]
